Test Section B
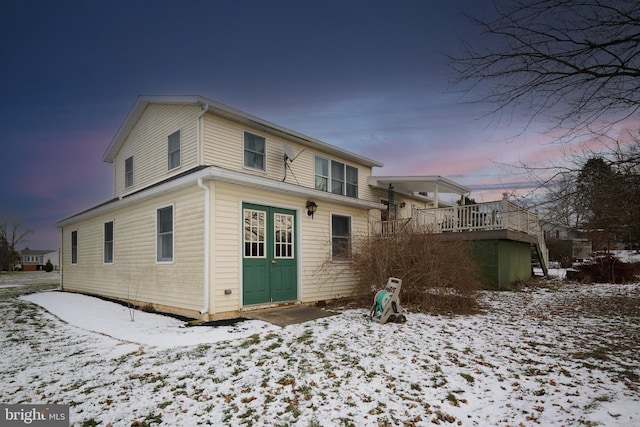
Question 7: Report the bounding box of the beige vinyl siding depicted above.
[300,203,371,302]
[210,182,371,314]
[370,187,434,217]
[201,114,376,202]
[61,186,205,313]
[113,104,200,197]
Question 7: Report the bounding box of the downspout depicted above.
[198,177,210,315]
[196,103,209,165]
[197,103,210,315]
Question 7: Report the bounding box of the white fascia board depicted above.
[103,95,203,163]
[56,167,211,227]
[368,176,471,195]
[102,95,384,168]
[203,166,385,210]
[57,166,384,227]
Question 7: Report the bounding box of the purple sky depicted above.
[1,0,571,250]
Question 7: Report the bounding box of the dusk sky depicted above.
[2,0,572,250]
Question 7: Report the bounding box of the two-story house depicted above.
[20,249,59,271]
[56,95,470,320]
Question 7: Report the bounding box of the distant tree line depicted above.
[545,147,640,249]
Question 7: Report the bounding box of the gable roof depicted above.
[21,249,57,256]
[103,95,384,168]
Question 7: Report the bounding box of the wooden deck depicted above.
[373,198,549,275]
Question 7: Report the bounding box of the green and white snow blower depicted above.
[369,277,407,324]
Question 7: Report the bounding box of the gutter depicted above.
[57,166,385,229]
[197,177,210,315]
[196,103,209,165]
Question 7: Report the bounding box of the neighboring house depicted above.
[541,221,592,262]
[20,249,59,271]
[56,95,548,319]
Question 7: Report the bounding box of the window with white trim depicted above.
[331,214,351,261]
[244,132,266,171]
[346,165,358,198]
[168,130,181,170]
[71,230,78,264]
[104,221,114,264]
[315,157,329,192]
[274,213,294,258]
[244,209,266,257]
[315,156,358,198]
[331,160,345,195]
[125,156,133,188]
[157,206,173,262]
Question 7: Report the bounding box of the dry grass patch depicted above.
[349,231,483,314]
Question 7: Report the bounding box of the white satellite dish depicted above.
[282,142,297,162]
[281,142,304,183]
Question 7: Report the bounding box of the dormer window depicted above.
[168,130,181,170]
[125,156,133,188]
[244,132,266,171]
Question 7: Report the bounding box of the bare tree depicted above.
[451,0,640,248]
[451,0,640,138]
[540,172,583,228]
[0,217,32,271]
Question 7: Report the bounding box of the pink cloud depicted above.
[18,130,113,206]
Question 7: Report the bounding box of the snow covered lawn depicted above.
[1,281,639,426]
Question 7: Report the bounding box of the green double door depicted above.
[242,203,297,305]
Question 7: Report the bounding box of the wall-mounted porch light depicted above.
[306,200,318,219]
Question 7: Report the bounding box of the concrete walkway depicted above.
[243,305,341,327]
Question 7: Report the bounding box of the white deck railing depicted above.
[373,198,549,273]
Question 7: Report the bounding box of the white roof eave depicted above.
[367,176,471,196]
[57,166,385,227]
[102,95,384,169]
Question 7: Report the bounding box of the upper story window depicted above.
[346,165,358,198]
[168,130,181,170]
[104,221,114,264]
[315,157,329,192]
[125,156,133,188]
[315,156,358,198]
[244,132,266,171]
[331,161,345,195]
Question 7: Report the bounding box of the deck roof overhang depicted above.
[368,176,471,201]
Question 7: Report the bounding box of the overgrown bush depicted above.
[349,231,483,314]
[572,254,639,283]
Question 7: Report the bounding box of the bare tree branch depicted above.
[451,0,640,137]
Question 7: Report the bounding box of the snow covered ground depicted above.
[1,275,639,426]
